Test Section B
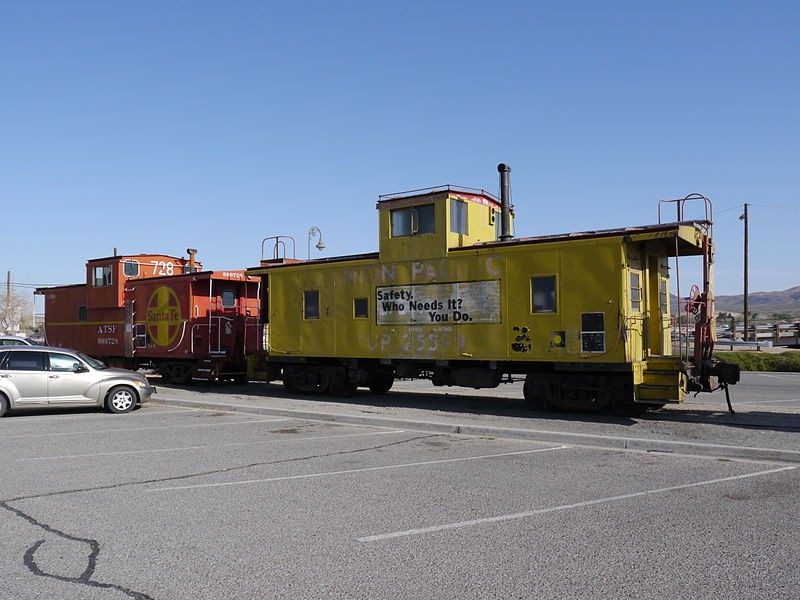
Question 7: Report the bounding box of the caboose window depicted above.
[531,276,557,313]
[221,290,236,308]
[354,298,368,319]
[78,305,88,322]
[581,312,606,353]
[450,199,468,234]
[134,323,148,348]
[630,271,642,312]
[391,204,435,237]
[93,265,112,287]
[660,278,669,313]
[304,290,320,320]
[123,260,139,277]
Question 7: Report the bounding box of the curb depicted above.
[150,397,800,465]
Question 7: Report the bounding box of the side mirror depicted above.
[73,363,89,373]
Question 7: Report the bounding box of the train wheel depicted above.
[610,380,646,417]
[283,366,327,394]
[367,373,394,395]
[523,375,552,411]
[282,376,297,393]
[161,363,193,385]
[329,379,358,397]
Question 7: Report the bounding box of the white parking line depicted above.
[750,372,800,382]
[17,430,406,461]
[357,465,797,542]
[0,417,291,439]
[0,405,204,423]
[0,412,91,423]
[147,446,570,493]
[135,408,211,416]
[734,398,800,405]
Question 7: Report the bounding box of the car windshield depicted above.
[79,353,108,369]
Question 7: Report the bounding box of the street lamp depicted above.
[307,226,326,260]
[739,204,749,341]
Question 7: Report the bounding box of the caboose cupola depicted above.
[376,184,512,262]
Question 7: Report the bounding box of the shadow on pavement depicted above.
[150,377,800,433]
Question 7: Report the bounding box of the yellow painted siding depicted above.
[265,235,636,365]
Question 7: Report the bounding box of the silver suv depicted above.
[0,346,155,416]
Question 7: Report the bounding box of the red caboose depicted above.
[36,251,261,383]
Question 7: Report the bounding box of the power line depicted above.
[747,203,800,211]
[715,204,744,215]
[10,282,65,288]
[715,202,800,218]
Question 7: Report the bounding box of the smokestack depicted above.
[497,163,513,241]
[187,248,198,273]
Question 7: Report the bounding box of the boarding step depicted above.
[635,384,680,402]
[636,356,687,403]
[645,355,685,370]
[642,369,681,386]
[191,359,219,382]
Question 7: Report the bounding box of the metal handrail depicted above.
[658,193,713,230]
[260,236,296,261]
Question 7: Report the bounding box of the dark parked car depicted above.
[0,346,155,416]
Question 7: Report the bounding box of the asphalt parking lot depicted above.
[151,371,800,463]
[1,373,799,600]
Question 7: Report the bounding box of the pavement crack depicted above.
[3,434,437,504]
[1,501,154,600]
[0,434,435,599]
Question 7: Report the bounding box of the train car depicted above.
[247,164,739,414]
[36,251,261,383]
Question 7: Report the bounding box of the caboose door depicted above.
[210,287,238,356]
[648,257,672,356]
[625,265,646,362]
[124,300,134,358]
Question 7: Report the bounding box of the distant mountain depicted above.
[715,285,800,316]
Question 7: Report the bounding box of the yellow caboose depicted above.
[248,165,738,414]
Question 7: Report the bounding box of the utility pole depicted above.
[740,204,749,341]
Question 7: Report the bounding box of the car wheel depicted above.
[106,385,137,414]
[0,394,8,417]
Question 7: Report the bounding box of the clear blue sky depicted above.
[2,0,797,307]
